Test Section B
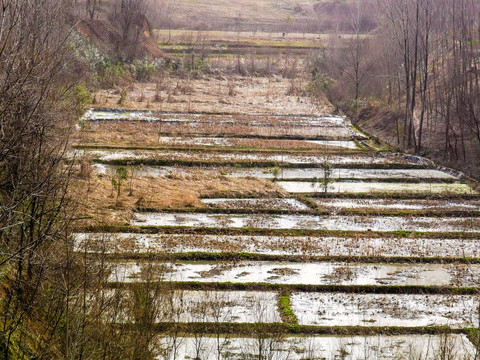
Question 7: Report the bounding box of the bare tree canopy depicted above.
[0,0,79,357]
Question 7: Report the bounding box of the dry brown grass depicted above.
[71,170,287,227]
[91,75,333,115]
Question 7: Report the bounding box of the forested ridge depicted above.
[316,0,480,178]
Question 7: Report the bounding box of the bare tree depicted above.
[86,0,100,20]
[150,0,178,43]
[339,0,373,111]
[0,0,82,357]
[112,0,148,59]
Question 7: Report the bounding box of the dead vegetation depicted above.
[71,170,287,226]
[90,75,333,115]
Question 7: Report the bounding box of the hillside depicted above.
[149,0,377,33]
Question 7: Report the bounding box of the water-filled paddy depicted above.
[154,334,477,360]
[291,293,479,328]
[314,198,480,211]
[74,233,480,258]
[278,181,474,194]
[76,149,422,166]
[131,212,480,232]
[92,164,454,181]
[108,260,480,287]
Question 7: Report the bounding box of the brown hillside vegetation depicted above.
[77,17,166,59]
[148,0,377,33]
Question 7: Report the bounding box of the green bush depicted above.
[96,60,125,88]
[73,84,92,116]
[131,59,158,81]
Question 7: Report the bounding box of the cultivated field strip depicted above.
[92,164,462,182]
[121,137,363,150]
[278,181,474,194]
[77,149,431,167]
[312,198,480,211]
[153,334,477,360]
[82,109,350,128]
[81,110,362,139]
[153,137,363,150]
[75,149,407,166]
[197,197,480,216]
[291,293,479,328]
[78,121,362,143]
[108,260,480,287]
[75,233,480,259]
[131,213,480,232]
[78,109,480,353]
[201,198,310,211]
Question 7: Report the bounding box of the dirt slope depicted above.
[77,17,166,59]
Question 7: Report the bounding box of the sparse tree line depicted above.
[316,0,480,177]
[0,0,78,357]
[0,0,153,357]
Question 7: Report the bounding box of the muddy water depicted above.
[154,334,476,360]
[131,212,480,232]
[109,261,480,287]
[74,233,480,258]
[76,149,419,165]
[278,181,474,194]
[92,164,454,180]
[291,293,478,328]
[314,198,480,211]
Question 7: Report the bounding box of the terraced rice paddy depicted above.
[314,198,480,211]
[92,164,456,181]
[77,148,427,166]
[132,213,480,232]
[151,290,282,324]
[109,261,480,287]
[291,293,478,328]
[76,108,480,358]
[277,181,474,194]
[201,198,310,211]
[154,334,477,360]
[81,110,359,139]
[75,233,480,258]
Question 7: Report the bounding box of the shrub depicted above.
[131,59,158,81]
